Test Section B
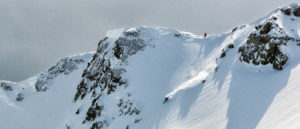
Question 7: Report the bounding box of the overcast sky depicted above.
[0,0,299,82]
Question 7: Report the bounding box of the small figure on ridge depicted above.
[163,97,169,104]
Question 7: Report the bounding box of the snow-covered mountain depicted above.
[1,3,300,129]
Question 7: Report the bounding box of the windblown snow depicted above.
[1,3,300,129]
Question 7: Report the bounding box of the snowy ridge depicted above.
[0,52,93,108]
[1,3,300,129]
[35,52,94,91]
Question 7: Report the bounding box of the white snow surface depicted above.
[1,3,300,129]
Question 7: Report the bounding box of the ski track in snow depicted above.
[166,71,208,99]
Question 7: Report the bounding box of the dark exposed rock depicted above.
[76,109,80,114]
[239,34,290,70]
[118,99,140,116]
[174,33,181,37]
[85,104,103,121]
[282,8,291,15]
[134,118,142,123]
[220,50,226,58]
[219,44,236,59]
[74,80,88,101]
[255,25,262,30]
[260,22,273,35]
[0,82,13,91]
[294,7,300,16]
[228,44,234,49]
[16,93,24,102]
[74,55,128,101]
[124,30,140,37]
[74,29,144,129]
[113,42,122,60]
[82,69,88,77]
[98,37,108,49]
[232,27,238,32]
[66,125,71,129]
[90,120,108,129]
[238,21,294,70]
[255,25,263,30]
[113,37,146,61]
[35,58,85,92]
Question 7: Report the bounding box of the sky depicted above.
[0,0,299,82]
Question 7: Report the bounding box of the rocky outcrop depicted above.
[16,93,24,102]
[281,5,300,17]
[117,98,140,116]
[282,8,291,15]
[238,20,296,70]
[113,37,145,61]
[35,57,85,91]
[294,7,300,16]
[74,28,146,129]
[0,82,13,91]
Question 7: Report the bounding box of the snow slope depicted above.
[0,52,94,129]
[1,3,300,129]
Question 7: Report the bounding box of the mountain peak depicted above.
[1,4,300,129]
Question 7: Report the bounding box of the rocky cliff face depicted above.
[238,5,300,70]
[73,28,150,129]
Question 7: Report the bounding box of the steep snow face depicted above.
[1,3,300,129]
[69,4,300,129]
[70,4,300,128]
